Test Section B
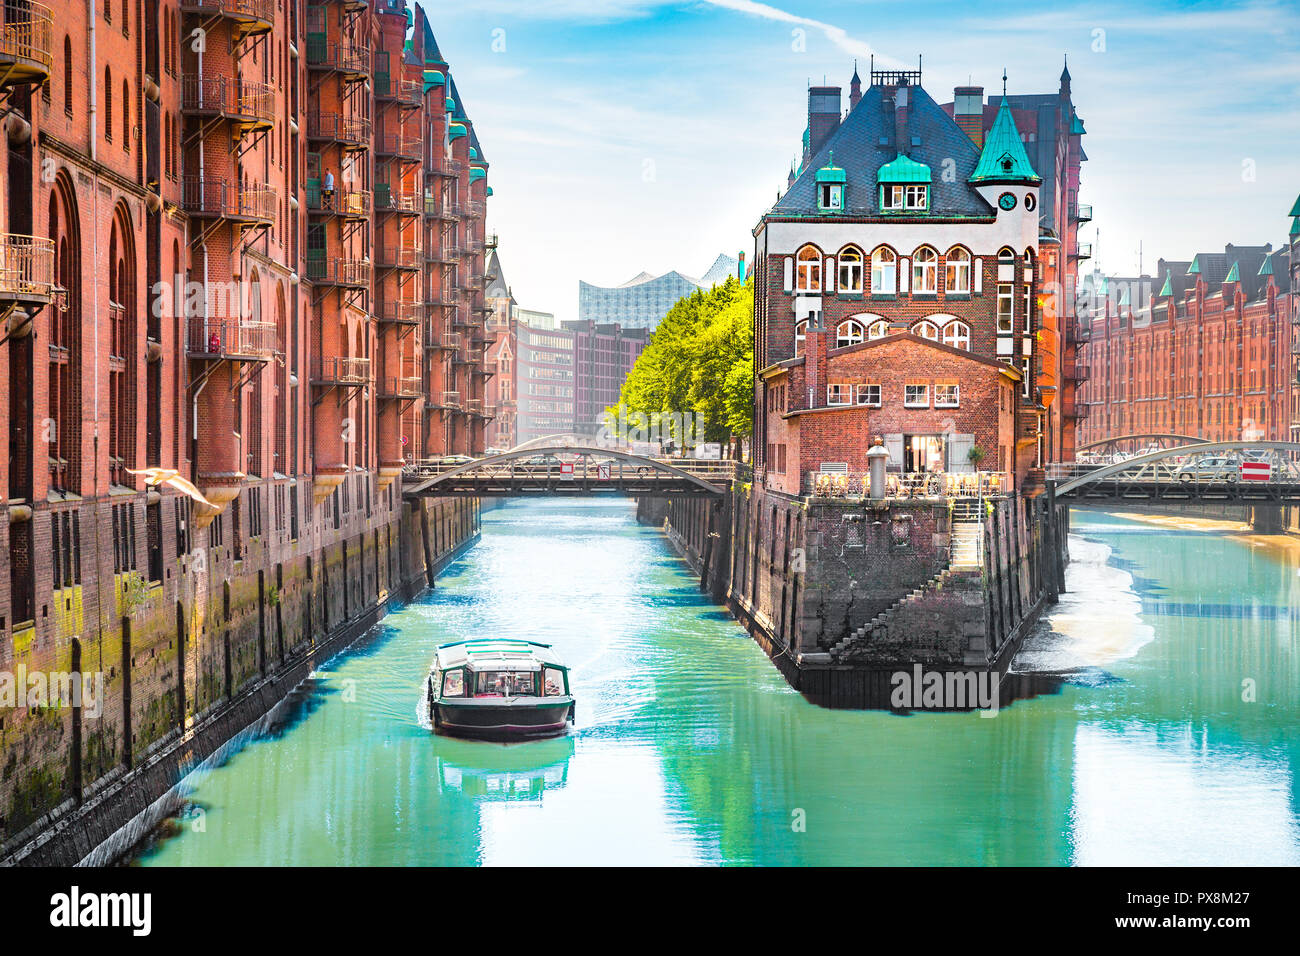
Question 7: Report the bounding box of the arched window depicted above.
[837,245,863,292]
[122,79,130,151]
[945,246,971,293]
[63,36,72,114]
[836,320,864,348]
[867,320,889,339]
[104,68,112,141]
[998,246,1016,265]
[912,320,939,340]
[107,205,136,487]
[912,246,938,293]
[795,245,821,292]
[794,319,807,356]
[941,319,971,350]
[871,247,896,294]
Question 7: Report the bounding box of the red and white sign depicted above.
[1240,461,1271,482]
[560,462,574,481]
[597,463,611,481]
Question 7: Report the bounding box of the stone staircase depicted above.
[949,499,984,570]
[828,566,956,658]
[827,499,986,661]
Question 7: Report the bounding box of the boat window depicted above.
[442,669,465,697]
[474,671,537,697]
[544,668,566,696]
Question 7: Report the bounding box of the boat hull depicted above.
[432,698,575,740]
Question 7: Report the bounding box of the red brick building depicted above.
[0,0,489,841]
[1075,226,1296,447]
[755,63,1086,496]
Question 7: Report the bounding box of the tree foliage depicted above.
[616,276,754,442]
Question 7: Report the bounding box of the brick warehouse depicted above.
[754,62,1090,495]
[1074,212,1298,447]
[0,0,494,854]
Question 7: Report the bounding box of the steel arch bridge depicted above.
[1052,441,1300,502]
[1077,433,1206,456]
[402,446,735,498]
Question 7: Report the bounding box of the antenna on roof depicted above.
[1002,69,1007,97]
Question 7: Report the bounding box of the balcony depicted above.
[442,331,462,350]
[1066,362,1091,383]
[182,177,276,225]
[374,184,420,215]
[426,246,459,266]
[377,302,422,326]
[464,237,485,255]
[1076,243,1092,260]
[306,111,370,150]
[181,75,274,132]
[379,376,422,400]
[440,391,462,410]
[305,256,371,289]
[423,323,444,349]
[186,317,276,361]
[305,39,370,80]
[376,75,423,109]
[311,356,372,386]
[306,184,371,220]
[462,200,485,220]
[377,243,422,272]
[426,291,458,309]
[375,132,421,162]
[180,0,272,41]
[0,234,55,307]
[1071,202,1093,223]
[0,2,52,87]
[466,398,483,415]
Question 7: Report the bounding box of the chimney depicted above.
[805,324,831,407]
[807,86,842,159]
[953,85,984,147]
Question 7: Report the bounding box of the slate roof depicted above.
[772,83,991,218]
[485,249,511,300]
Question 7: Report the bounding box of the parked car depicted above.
[1175,455,1241,483]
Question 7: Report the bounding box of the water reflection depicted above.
[130,500,1299,866]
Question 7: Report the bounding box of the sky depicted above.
[421,0,1300,319]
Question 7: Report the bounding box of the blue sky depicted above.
[423,0,1300,319]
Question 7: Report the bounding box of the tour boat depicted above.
[427,639,575,739]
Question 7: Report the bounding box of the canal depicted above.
[133,499,1300,865]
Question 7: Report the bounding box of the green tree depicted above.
[615,276,753,443]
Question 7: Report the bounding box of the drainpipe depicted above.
[90,0,106,667]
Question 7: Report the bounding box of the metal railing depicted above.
[182,177,276,222]
[181,75,275,125]
[375,131,421,160]
[305,39,370,75]
[304,256,371,288]
[441,390,462,409]
[380,376,423,398]
[0,234,54,301]
[377,302,422,325]
[1076,243,1092,260]
[306,184,371,218]
[374,185,419,213]
[181,0,273,25]
[804,470,1010,499]
[377,244,422,270]
[185,317,276,359]
[0,2,53,76]
[307,111,370,146]
[312,356,371,385]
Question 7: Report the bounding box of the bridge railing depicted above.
[400,451,746,487]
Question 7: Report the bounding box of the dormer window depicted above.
[815,152,847,213]
[882,184,928,211]
[877,154,932,214]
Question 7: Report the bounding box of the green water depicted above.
[135,500,1300,866]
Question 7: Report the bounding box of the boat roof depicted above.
[434,638,568,671]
